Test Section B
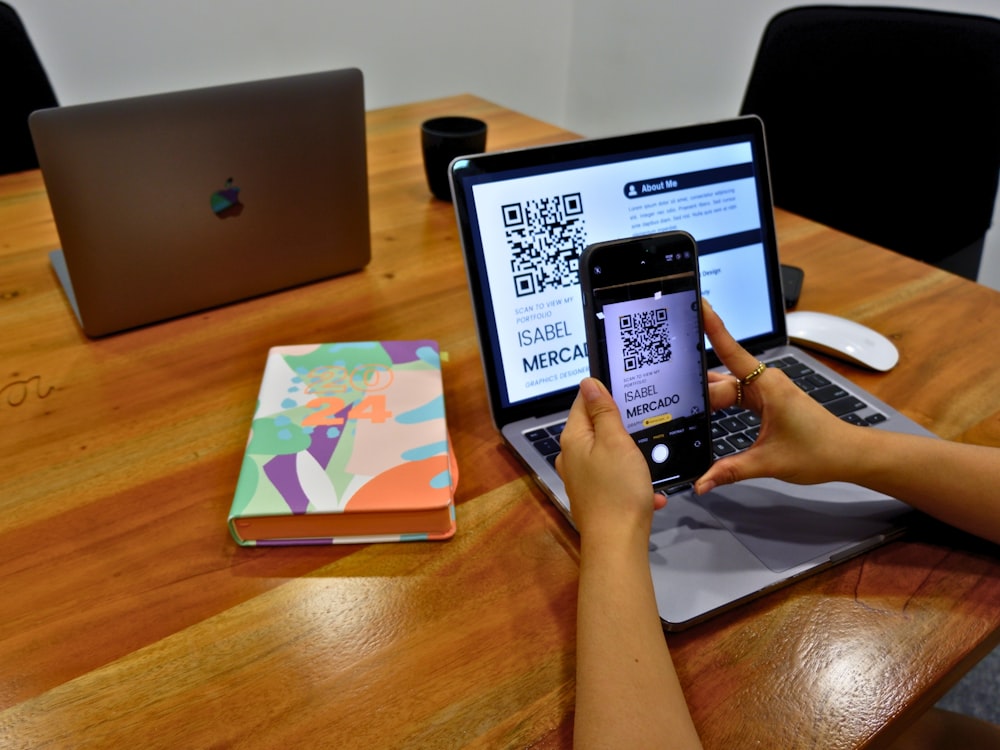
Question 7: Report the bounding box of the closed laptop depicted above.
[30,68,371,337]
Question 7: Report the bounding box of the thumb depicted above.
[694,452,760,495]
[578,378,625,431]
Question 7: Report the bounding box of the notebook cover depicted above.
[228,340,457,546]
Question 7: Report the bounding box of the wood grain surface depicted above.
[1,94,998,749]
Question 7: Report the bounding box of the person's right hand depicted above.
[695,300,861,495]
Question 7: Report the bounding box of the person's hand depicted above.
[695,299,860,494]
[563,379,703,750]
[556,378,666,544]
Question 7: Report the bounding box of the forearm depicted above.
[844,430,1000,545]
[574,531,702,749]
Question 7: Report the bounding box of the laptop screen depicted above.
[451,117,785,423]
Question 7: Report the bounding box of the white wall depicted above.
[17,0,575,125]
[15,0,1000,289]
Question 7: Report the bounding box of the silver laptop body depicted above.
[449,116,937,630]
[30,68,370,337]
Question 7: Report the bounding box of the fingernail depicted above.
[580,378,604,402]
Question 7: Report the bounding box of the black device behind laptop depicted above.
[449,115,937,629]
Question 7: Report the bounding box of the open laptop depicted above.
[29,68,370,337]
[449,116,938,630]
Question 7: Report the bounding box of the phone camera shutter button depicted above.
[651,444,669,464]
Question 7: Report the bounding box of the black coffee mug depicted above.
[421,116,487,201]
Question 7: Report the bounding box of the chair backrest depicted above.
[1,2,58,174]
[740,5,1000,279]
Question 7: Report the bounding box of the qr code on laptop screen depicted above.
[502,194,587,297]
[620,308,671,371]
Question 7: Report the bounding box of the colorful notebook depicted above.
[228,340,458,546]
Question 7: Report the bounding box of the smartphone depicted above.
[579,230,713,490]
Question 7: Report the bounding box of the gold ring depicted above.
[739,361,767,386]
[735,361,766,407]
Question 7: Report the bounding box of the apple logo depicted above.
[210,177,243,218]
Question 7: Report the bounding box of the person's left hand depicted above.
[556,377,666,544]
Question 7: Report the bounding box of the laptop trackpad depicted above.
[700,478,908,573]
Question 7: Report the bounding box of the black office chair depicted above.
[1,1,58,174]
[740,5,1000,281]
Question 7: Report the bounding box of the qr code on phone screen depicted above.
[620,308,671,371]
[503,194,587,297]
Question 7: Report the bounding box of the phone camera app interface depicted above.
[596,278,707,484]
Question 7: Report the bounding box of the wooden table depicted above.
[1,94,998,749]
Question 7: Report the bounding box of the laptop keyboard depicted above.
[524,355,887,465]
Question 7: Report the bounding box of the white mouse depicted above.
[785,310,899,372]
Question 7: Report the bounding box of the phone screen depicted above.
[581,232,712,488]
